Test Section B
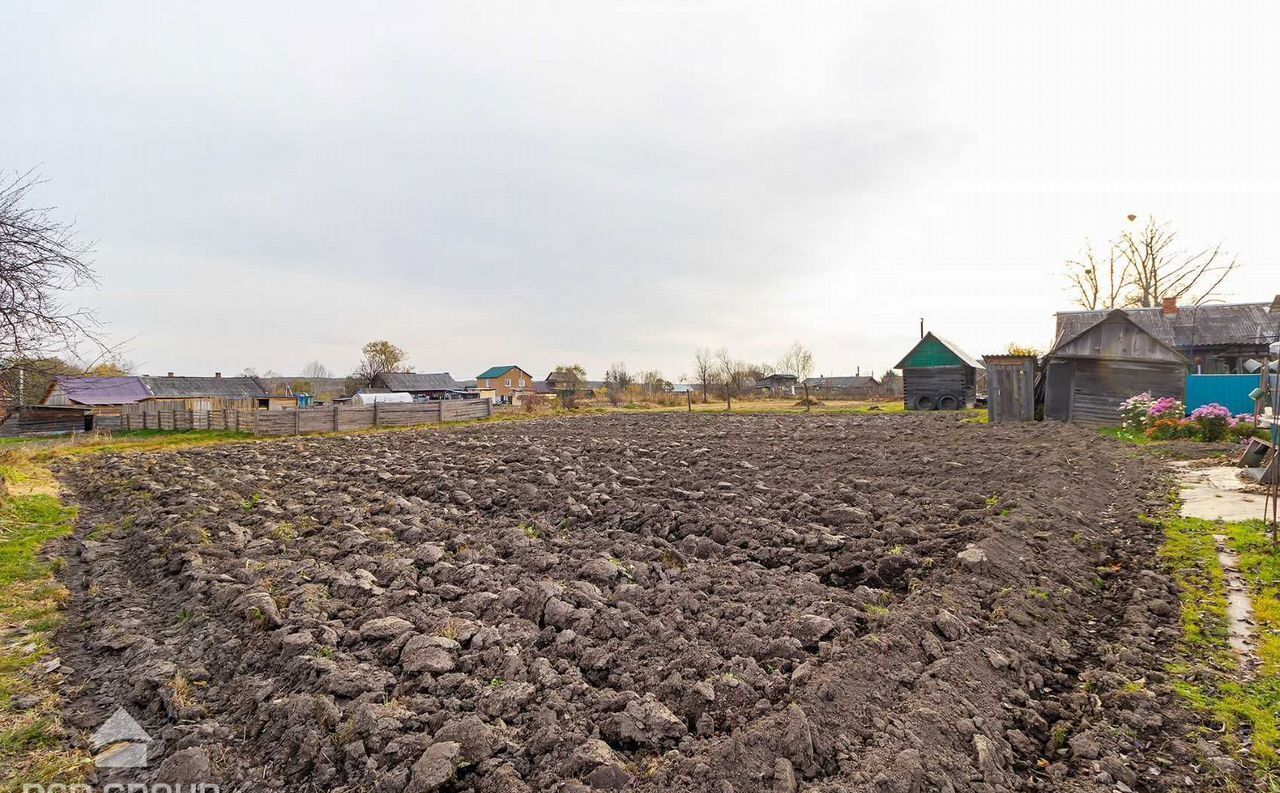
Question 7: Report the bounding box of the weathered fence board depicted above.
[118,400,491,436]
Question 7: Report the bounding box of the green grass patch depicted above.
[0,461,88,787]
[1163,515,1280,776]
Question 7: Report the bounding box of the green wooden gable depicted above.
[894,332,983,370]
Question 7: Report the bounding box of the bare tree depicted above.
[352,340,410,387]
[604,362,633,406]
[1,171,106,406]
[1065,238,1131,310]
[693,347,718,404]
[777,341,815,383]
[1117,216,1238,307]
[716,347,750,410]
[1065,216,1239,310]
[301,360,333,379]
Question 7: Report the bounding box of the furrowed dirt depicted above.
[49,414,1231,791]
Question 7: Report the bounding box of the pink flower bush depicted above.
[1118,395,1259,442]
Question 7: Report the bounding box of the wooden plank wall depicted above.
[903,367,974,410]
[118,400,492,436]
[984,357,1037,422]
[0,406,90,437]
[1065,359,1185,425]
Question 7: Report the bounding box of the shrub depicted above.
[1118,392,1185,432]
[1119,391,1155,429]
[520,393,549,413]
[1186,403,1232,442]
[1229,415,1259,441]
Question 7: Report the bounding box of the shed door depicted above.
[1044,360,1073,421]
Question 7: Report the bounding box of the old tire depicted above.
[937,394,960,411]
[912,394,935,411]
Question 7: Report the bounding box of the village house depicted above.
[43,375,151,429]
[371,372,470,400]
[134,374,296,412]
[475,365,535,404]
[1054,297,1280,374]
[755,373,798,396]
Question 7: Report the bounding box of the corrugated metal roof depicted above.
[141,376,269,399]
[894,333,984,370]
[374,372,462,392]
[1055,302,1280,349]
[53,376,151,405]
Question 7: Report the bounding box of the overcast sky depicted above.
[4,2,1278,381]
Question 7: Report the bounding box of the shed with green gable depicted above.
[894,332,983,410]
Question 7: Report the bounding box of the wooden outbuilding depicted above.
[1043,309,1189,424]
[372,372,470,400]
[755,373,798,396]
[0,404,93,437]
[894,333,983,410]
[983,355,1038,422]
[136,374,295,412]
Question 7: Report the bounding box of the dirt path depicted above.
[48,414,1233,791]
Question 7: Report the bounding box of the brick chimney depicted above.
[214,372,222,378]
[1161,297,1178,316]
[167,371,174,377]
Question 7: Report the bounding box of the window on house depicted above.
[519,378,525,387]
[485,379,491,387]
[505,378,512,387]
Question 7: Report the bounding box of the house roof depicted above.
[1046,308,1189,364]
[141,376,270,399]
[52,376,151,405]
[757,373,797,381]
[476,365,527,380]
[373,372,462,392]
[894,333,984,370]
[802,375,880,388]
[1054,301,1280,350]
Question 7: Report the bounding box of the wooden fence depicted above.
[118,399,493,436]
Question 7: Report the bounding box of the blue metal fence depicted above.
[1185,374,1258,415]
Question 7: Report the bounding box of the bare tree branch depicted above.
[1,169,102,366]
[1064,216,1240,309]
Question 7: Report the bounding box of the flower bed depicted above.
[1118,392,1257,442]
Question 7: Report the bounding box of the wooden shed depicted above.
[0,404,93,437]
[983,355,1037,422]
[1043,309,1189,424]
[894,332,983,410]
